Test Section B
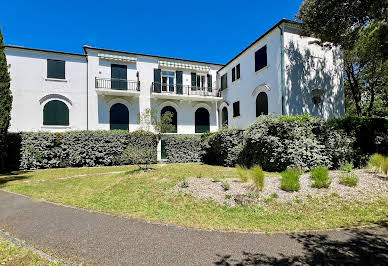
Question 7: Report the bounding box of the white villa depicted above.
[5,19,344,135]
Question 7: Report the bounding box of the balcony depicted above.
[95,77,140,97]
[151,82,221,101]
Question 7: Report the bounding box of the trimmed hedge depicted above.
[201,128,244,167]
[164,135,202,163]
[8,130,157,170]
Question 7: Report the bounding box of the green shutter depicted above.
[47,60,65,79]
[176,71,183,94]
[43,100,69,126]
[191,72,197,90]
[154,69,161,93]
[110,103,129,130]
[207,74,212,92]
[111,64,127,90]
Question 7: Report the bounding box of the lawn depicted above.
[1,163,387,232]
[0,237,59,266]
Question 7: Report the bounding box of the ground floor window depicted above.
[43,100,69,126]
[221,107,228,127]
[110,103,129,130]
[161,106,177,133]
[195,107,210,133]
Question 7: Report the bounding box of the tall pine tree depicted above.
[0,26,12,172]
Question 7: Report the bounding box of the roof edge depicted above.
[5,45,86,57]
[83,45,224,66]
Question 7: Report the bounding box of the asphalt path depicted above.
[0,190,387,265]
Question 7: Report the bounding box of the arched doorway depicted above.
[110,103,129,130]
[195,107,210,133]
[221,107,228,127]
[161,106,177,133]
[256,92,268,117]
[43,100,69,126]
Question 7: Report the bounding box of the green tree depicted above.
[297,0,388,117]
[137,108,175,139]
[0,26,12,172]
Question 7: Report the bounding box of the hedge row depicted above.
[7,130,157,170]
[163,135,202,163]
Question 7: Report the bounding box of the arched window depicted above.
[161,106,177,133]
[43,100,69,126]
[221,107,228,127]
[110,103,129,130]
[195,107,210,133]
[256,92,268,117]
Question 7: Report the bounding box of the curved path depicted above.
[0,190,387,265]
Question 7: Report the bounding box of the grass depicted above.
[220,180,230,191]
[0,237,59,265]
[237,164,265,191]
[340,163,354,173]
[369,153,388,175]
[1,163,387,232]
[281,169,301,191]
[311,166,331,188]
[236,165,249,183]
[339,173,358,187]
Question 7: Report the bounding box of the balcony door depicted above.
[161,71,175,92]
[111,64,127,90]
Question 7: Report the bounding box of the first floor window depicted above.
[47,59,65,79]
[43,100,69,126]
[162,71,175,92]
[221,73,227,90]
[233,101,240,117]
[255,45,267,72]
[232,64,240,82]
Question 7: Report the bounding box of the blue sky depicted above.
[1,0,303,64]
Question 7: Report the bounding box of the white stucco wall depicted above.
[5,47,87,132]
[283,25,345,119]
[218,28,282,129]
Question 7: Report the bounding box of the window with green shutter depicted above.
[47,59,65,79]
[43,100,69,126]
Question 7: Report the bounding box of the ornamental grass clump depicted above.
[236,165,249,183]
[311,166,331,188]
[339,173,358,187]
[251,165,265,191]
[280,169,301,192]
[368,153,387,175]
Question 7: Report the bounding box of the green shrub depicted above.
[251,165,265,191]
[311,166,331,188]
[220,180,230,191]
[339,174,358,187]
[281,169,301,192]
[180,178,189,188]
[163,135,202,163]
[340,163,354,173]
[236,165,249,183]
[368,153,386,173]
[121,144,155,170]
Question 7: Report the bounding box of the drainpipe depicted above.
[86,55,89,130]
[278,25,286,115]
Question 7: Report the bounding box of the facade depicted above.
[5,19,344,135]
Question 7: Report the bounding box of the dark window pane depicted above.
[221,74,227,90]
[161,106,177,133]
[221,107,228,126]
[43,100,69,126]
[195,108,210,133]
[47,59,65,79]
[232,67,236,82]
[256,92,268,116]
[255,46,267,72]
[233,101,240,117]
[111,64,127,90]
[236,64,240,79]
[110,103,129,130]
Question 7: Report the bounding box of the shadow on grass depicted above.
[0,171,32,187]
[214,226,388,265]
[123,167,156,175]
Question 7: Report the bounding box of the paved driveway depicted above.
[0,190,387,265]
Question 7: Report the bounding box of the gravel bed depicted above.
[175,169,388,206]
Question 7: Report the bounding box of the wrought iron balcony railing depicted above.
[151,82,220,97]
[95,77,140,91]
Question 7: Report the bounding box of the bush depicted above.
[220,180,230,191]
[339,174,358,187]
[340,163,354,173]
[251,165,265,191]
[163,135,202,163]
[121,145,156,170]
[202,128,243,167]
[281,169,301,191]
[311,166,331,188]
[9,130,157,170]
[368,153,388,175]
